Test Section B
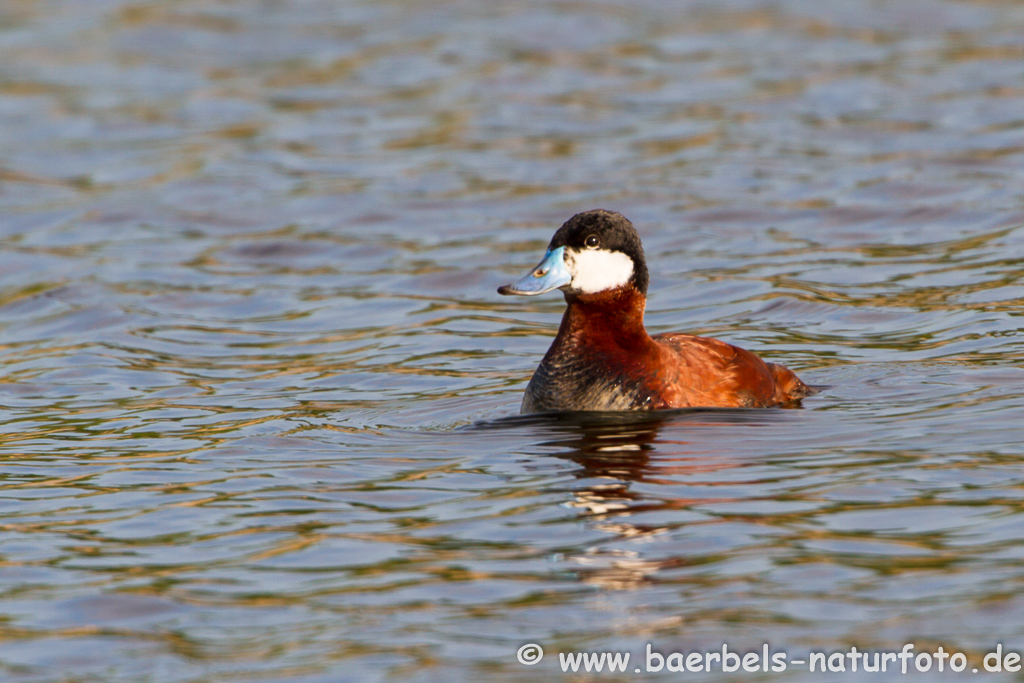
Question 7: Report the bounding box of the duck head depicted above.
[498,209,649,299]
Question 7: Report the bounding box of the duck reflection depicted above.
[544,413,671,589]
[519,409,781,589]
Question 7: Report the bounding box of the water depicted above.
[2,0,1024,680]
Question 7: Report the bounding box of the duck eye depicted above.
[585,234,599,249]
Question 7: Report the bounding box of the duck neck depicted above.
[557,285,652,351]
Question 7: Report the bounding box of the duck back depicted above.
[519,288,811,413]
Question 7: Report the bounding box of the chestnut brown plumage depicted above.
[499,210,812,413]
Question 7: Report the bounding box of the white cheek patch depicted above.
[565,248,635,293]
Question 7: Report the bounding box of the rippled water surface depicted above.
[2,0,1024,680]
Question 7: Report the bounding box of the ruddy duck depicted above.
[498,209,812,413]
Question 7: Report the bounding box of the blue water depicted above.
[2,0,1024,680]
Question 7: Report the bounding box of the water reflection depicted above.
[545,413,676,591]
[4,0,1024,679]
[478,409,798,591]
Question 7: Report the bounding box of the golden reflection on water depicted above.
[1,0,1024,679]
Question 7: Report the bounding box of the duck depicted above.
[498,209,812,413]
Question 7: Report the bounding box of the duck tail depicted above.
[767,362,814,402]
